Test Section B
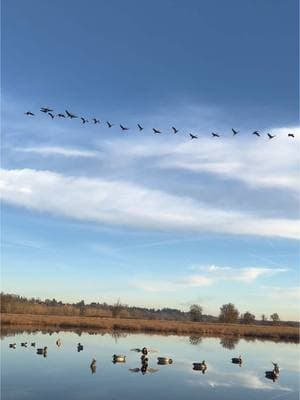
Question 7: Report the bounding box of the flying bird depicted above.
[267,133,276,139]
[232,128,239,136]
[106,121,114,128]
[152,128,161,134]
[65,110,78,118]
[189,133,198,139]
[40,107,53,113]
[57,113,65,118]
[137,124,144,131]
[81,117,88,124]
[211,132,220,137]
[288,133,295,138]
[172,126,179,134]
[252,131,260,137]
[24,111,34,116]
[48,112,55,119]
[120,124,129,131]
[93,118,100,124]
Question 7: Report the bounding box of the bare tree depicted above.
[219,303,239,323]
[189,304,203,322]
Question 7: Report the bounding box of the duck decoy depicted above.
[252,131,260,137]
[21,342,27,347]
[152,128,161,134]
[231,356,242,365]
[106,121,114,128]
[90,358,96,374]
[77,343,84,352]
[9,343,16,349]
[25,111,34,116]
[137,124,144,131]
[141,354,148,364]
[31,342,36,347]
[37,346,47,356]
[113,354,126,363]
[267,133,276,139]
[272,362,280,374]
[211,132,220,137]
[288,133,295,138]
[232,128,239,136]
[40,107,53,113]
[193,360,207,373]
[93,118,100,124]
[57,113,66,118]
[56,339,61,347]
[265,368,279,382]
[157,357,173,365]
[172,126,179,134]
[120,124,129,131]
[189,133,198,139]
[65,110,78,118]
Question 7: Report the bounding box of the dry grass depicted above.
[1,313,298,341]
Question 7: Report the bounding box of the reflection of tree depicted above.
[189,336,202,345]
[219,336,240,350]
[110,331,128,343]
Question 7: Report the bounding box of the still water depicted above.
[1,330,299,400]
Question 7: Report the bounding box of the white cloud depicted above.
[0,168,299,239]
[14,146,99,158]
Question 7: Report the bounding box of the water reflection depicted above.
[189,336,202,345]
[219,336,240,350]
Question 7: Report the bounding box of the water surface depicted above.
[1,330,299,399]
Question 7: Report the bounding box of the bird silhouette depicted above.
[267,133,276,139]
[288,133,295,138]
[106,121,114,128]
[252,131,260,137]
[152,128,161,134]
[189,134,198,139]
[65,110,78,118]
[48,113,55,119]
[232,128,239,135]
[93,118,100,124]
[211,132,220,137]
[120,124,129,131]
[137,124,144,131]
[172,126,179,134]
[57,113,66,118]
[81,117,88,124]
[40,107,53,113]
[25,111,34,116]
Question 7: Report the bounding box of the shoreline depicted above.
[1,313,299,342]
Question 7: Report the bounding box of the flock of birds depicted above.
[23,107,297,141]
[9,340,281,380]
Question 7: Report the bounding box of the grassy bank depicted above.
[1,313,299,341]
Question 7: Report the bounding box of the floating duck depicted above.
[113,354,126,363]
[21,342,27,347]
[193,360,207,373]
[157,357,173,365]
[9,343,16,349]
[77,343,83,352]
[31,342,36,347]
[56,339,61,347]
[37,346,48,357]
[90,358,96,374]
[232,356,242,365]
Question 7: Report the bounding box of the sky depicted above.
[1,0,299,320]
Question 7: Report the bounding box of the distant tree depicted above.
[111,299,124,318]
[240,311,255,324]
[261,314,267,322]
[270,313,280,324]
[219,303,239,323]
[189,304,203,322]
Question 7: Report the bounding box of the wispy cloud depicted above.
[260,286,300,301]
[14,146,99,158]
[1,168,299,239]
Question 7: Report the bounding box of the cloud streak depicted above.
[14,146,99,158]
[1,168,299,239]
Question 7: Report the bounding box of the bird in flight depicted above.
[25,111,34,116]
[106,121,114,128]
[252,131,260,137]
[137,124,144,131]
[152,128,161,134]
[211,132,220,137]
[48,112,55,119]
[288,133,295,138]
[267,133,276,139]
[232,128,239,136]
[57,113,66,118]
[93,118,100,124]
[189,133,198,139]
[40,107,53,113]
[81,117,88,124]
[65,110,78,118]
[120,124,129,131]
[172,126,179,134]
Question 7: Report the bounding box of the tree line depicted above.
[1,293,296,326]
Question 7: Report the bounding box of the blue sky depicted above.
[1,0,299,320]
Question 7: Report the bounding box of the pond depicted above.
[1,330,299,400]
